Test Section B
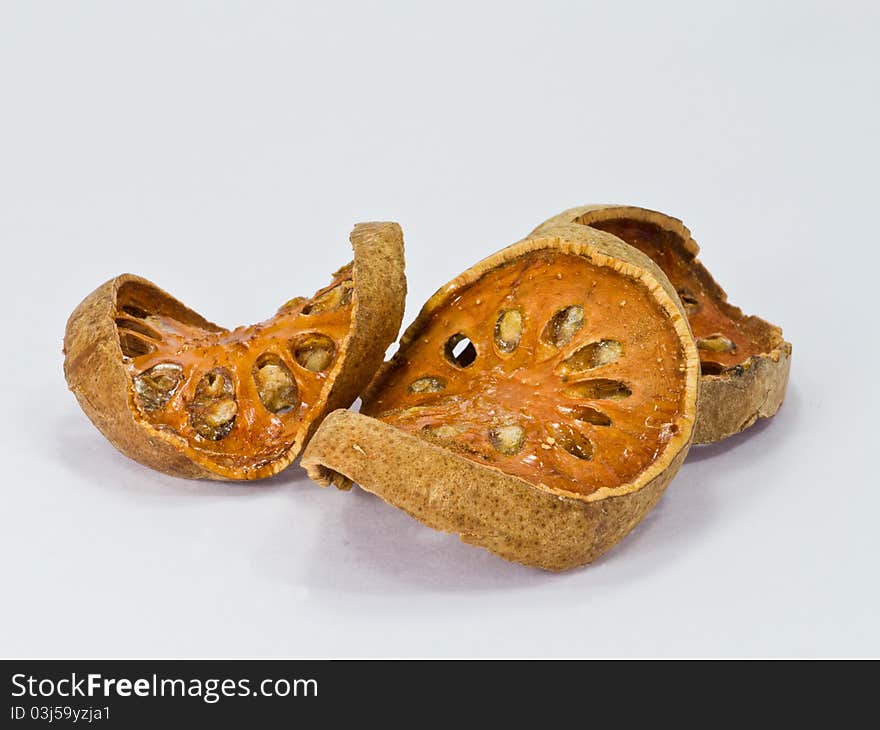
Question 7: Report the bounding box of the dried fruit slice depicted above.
[63,223,406,480]
[302,225,700,570]
[530,205,791,443]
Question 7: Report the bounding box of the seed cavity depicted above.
[116,317,161,341]
[700,360,727,376]
[189,368,238,440]
[290,333,337,372]
[559,339,622,373]
[120,304,150,319]
[252,355,299,414]
[542,305,584,347]
[444,333,477,368]
[494,309,523,353]
[119,332,155,358]
[422,423,463,440]
[677,288,700,313]
[568,405,613,426]
[697,333,736,353]
[134,363,184,412]
[408,376,446,394]
[302,281,353,315]
[551,424,593,460]
[489,424,526,455]
[562,379,632,400]
[117,313,164,358]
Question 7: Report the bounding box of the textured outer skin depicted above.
[64,273,217,478]
[531,205,792,444]
[303,410,686,571]
[63,222,406,480]
[303,225,699,571]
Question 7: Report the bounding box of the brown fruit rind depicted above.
[530,205,791,443]
[304,409,686,571]
[302,226,700,570]
[63,222,406,480]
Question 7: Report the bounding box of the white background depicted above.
[1,1,877,658]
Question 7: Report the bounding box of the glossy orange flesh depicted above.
[586,218,779,374]
[363,251,690,497]
[116,267,354,472]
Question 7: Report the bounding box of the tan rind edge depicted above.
[302,410,688,571]
[696,340,791,442]
[63,274,220,479]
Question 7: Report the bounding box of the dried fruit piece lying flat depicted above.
[531,205,791,444]
[63,223,406,480]
[302,224,700,570]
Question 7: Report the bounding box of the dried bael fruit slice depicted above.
[531,205,791,443]
[302,225,700,570]
[63,223,406,480]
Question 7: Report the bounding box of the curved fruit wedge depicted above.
[302,224,700,570]
[531,205,791,443]
[63,222,406,480]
